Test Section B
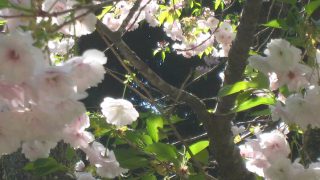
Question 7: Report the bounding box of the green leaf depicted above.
[233,97,276,112]
[23,158,67,176]
[97,5,113,20]
[189,173,206,180]
[166,14,174,24]
[125,131,153,147]
[163,115,183,125]
[161,51,166,61]
[186,140,209,160]
[146,116,164,142]
[65,146,76,161]
[192,149,209,164]
[0,0,9,9]
[145,143,177,162]
[252,72,270,89]
[141,174,157,180]
[218,81,259,97]
[215,0,222,10]
[89,112,112,137]
[250,109,271,116]
[114,148,149,169]
[305,1,320,17]
[263,19,288,29]
[153,49,160,56]
[158,10,169,24]
[0,20,6,26]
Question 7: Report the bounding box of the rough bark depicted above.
[0,142,79,180]
[207,0,263,179]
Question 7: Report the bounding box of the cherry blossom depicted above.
[48,37,75,60]
[257,131,290,160]
[0,32,46,83]
[214,22,235,55]
[101,0,147,32]
[270,86,320,130]
[100,97,139,127]
[163,21,184,41]
[82,141,128,178]
[21,140,57,161]
[60,10,97,36]
[63,114,94,148]
[32,66,76,102]
[239,131,290,177]
[249,39,313,91]
[42,0,97,36]
[63,49,107,94]
[75,160,85,172]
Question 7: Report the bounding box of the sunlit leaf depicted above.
[233,97,276,112]
[193,149,209,164]
[161,51,166,61]
[0,20,6,25]
[145,143,177,161]
[215,0,222,10]
[186,140,209,160]
[158,10,169,24]
[218,81,259,97]
[97,6,113,20]
[263,19,288,29]
[305,1,320,17]
[125,131,153,147]
[146,115,164,142]
[234,135,242,144]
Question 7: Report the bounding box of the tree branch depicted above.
[96,0,262,177]
[207,0,263,179]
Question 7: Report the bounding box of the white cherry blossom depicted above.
[100,97,139,127]
[64,49,107,93]
[21,140,57,161]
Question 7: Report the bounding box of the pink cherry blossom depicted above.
[63,114,94,148]
[0,32,45,83]
[82,141,128,178]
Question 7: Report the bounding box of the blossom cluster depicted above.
[1,0,97,36]
[248,39,313,92]
[246,38,320,178]
[248,39,320,129]
[101,1,235,58]
[1,0,235,59]
[102,0,160,31]
[168,14,235,58]
[0,30,140,178]
[240,131,320,179]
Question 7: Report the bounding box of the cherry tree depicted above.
[0,0,320,179]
